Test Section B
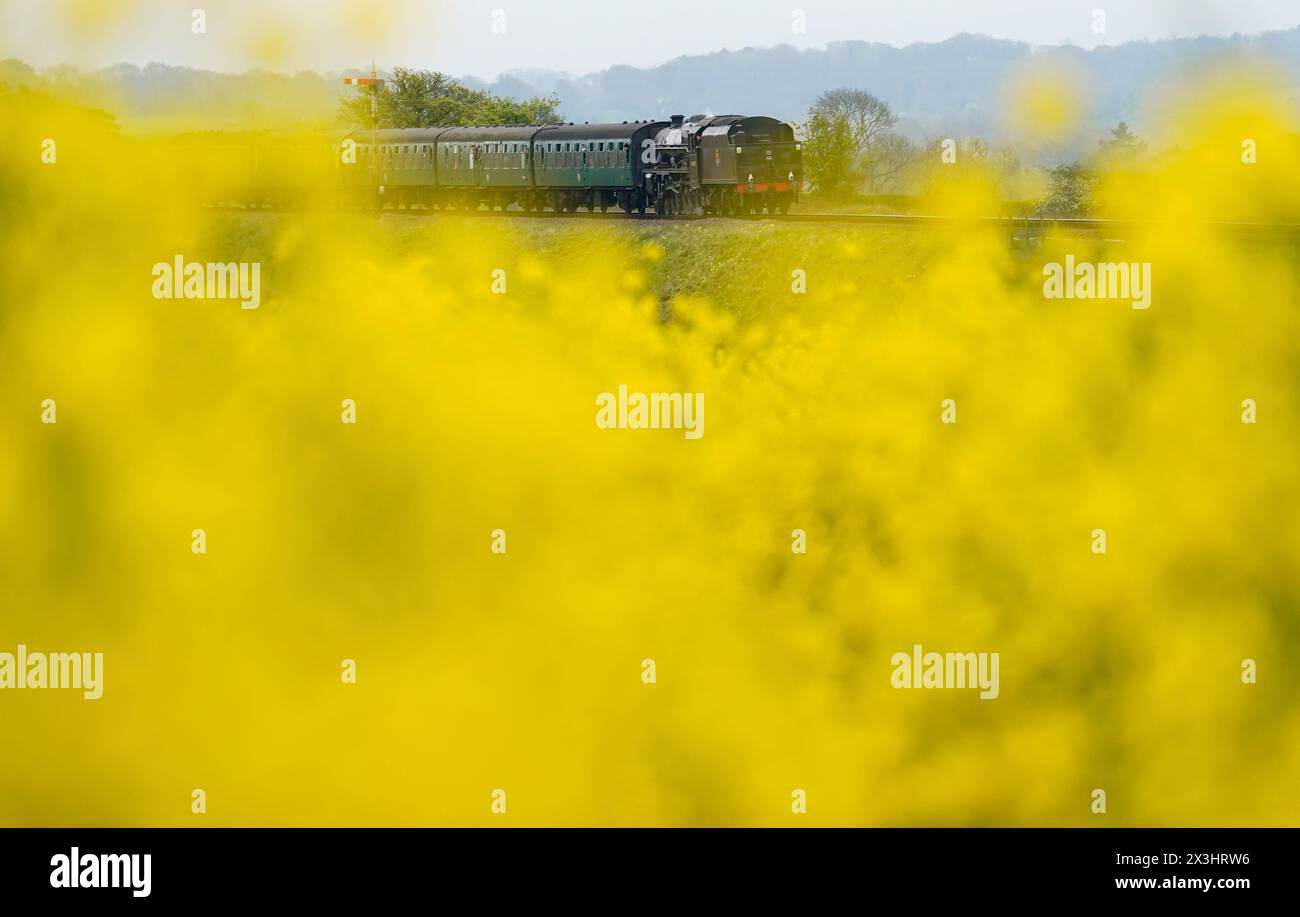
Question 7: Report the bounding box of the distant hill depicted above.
[0,58,348,133]
[4,26,1298,158]
[464,30,1300,149]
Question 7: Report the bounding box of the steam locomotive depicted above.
[252,114,802,217]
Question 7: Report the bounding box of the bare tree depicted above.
[809,88,905,193]
[868,132,920,193]
[810,89,899,156]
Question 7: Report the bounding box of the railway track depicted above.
[202,204,1300,241]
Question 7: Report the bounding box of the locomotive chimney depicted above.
[670,114,684,128]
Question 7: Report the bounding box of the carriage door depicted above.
[472,144,486,186]
[580,143,587,183]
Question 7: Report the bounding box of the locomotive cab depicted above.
[694,115,801,215]
[732,118,801,188]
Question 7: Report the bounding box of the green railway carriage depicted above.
[312,127,442,207]
[241,128,358,206]
[358,128,442,207]
[532,121,667,213]
[434,125,540,209]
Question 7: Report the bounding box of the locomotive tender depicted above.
[257,113,802,217]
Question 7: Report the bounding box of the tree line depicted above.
[799,87,1150,216]
[339,67,563,129]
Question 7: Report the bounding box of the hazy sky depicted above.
[2,0,1297,79]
